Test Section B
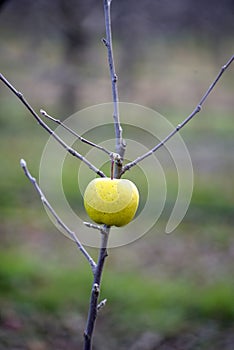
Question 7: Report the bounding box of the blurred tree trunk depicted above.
[58,1,88,116]
[0,0,8,10]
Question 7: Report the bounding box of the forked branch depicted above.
[0,73,106,178]
[121,54,234,175]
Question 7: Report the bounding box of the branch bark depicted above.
[121,54,234,175]
[83,5,124,348]
[0,73,106,178]
[40,109,112,157]
[83,227,110,350]
[103,0,126,177]
[20,159,97,274]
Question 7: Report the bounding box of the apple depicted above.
[84,178,139,227]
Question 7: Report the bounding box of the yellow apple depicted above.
[84,178,139,227]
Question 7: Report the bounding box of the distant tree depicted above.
[1,0,233,111]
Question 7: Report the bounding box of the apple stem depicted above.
[111,157,114,179]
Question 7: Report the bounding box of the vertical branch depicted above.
[103,0,126,176]
[83,2,125,343]
[83,226,110,350]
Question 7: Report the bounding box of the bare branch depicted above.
[83,221,107,235]
[103,0,126,167]
[20,159,97,274]
[121,55,234,175]
[40,109,112,157]
[84,225,110,350]
[81,10,118,335]
[0,74,106,178]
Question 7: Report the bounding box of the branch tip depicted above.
[97,298,107,311]
[122,54,233,175]
[20,158,26,168]
[0,74,105,177]
[83,222,108,235]
[19,161,96,272]
[40,109,111,158]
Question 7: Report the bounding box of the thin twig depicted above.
[97,298,107,311]
[20,159,97,274]
[84,225,110,350]
[121,54,234,175]
[103,0,126,172]
[83,221,106,234]
[40,109,112,156]
[0,73,106,178]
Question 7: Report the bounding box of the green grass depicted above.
[0,249,92,313]
[103,273,234,334]
[0,249,233,336]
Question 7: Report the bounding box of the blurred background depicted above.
[0,1,234,349]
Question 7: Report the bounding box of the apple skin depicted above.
[84,178,139,227]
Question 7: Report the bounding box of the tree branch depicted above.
[40,109,112,157]
[83,5,126,345]
[103,0,126,174]
[83,225,110,350]
[83,221,107,234]
[0,73,106,178]
[20,159,97,274]
[121,54,234,175]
